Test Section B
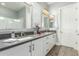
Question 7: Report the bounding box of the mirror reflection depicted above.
[0,2,27,30]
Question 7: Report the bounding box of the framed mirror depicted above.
[0,2,32,31]
[42,14,49,29]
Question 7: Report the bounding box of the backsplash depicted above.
[0,28,56,40]
[15,31,34,37]
[0,34,11,40]
[0,31,34,40]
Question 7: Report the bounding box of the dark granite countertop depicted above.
[0,31,56,52]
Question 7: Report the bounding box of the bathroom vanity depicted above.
[0,31,57,56]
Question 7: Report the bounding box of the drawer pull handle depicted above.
[29,46,32,53]
[32,44,34,51]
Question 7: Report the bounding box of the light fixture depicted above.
[0,16,5,19]
[49,15,55,20]
[42,9,49,16]
[1,3,5,6]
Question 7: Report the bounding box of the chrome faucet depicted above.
[34,24,40,34]
[21,32,24,37]
[11,32,15,39]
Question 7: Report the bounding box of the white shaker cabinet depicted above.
[46,36,53,52]
[0,42,31,56]
[0,34,56,56]
[46,34,56,53]
[42,37,49,55]
[49,34,56,48]
[30,35,52,56]
[51,34,57,44]
[43,34,56,55]
[31,34,56,56]
[31,38,44,56]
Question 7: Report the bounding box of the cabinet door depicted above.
[49,35,56,47]
[31,38,44,56]
[46,36,53,51]
[51,34,57,45]
[43,37,49,55]
[0,42,31,56]
[46,35,56,52]
[43,36,52,55]
[42,35,56,56]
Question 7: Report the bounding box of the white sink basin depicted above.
[3,36,33,43]
[3,38,17,43]
[17,36,33,41]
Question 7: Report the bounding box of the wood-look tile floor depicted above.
[47,45,78,56]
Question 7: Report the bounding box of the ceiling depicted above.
[47,2,76,6]
[0,2,25,11]
[0,2,76,11]
[47,2,56,5]
[39,2,76,8]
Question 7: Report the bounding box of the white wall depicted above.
[49,3,77,45]
[37,2,48,10]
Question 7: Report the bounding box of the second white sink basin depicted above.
[3,38,17,43]
[17,36,33,41]
[3,36,33,43]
